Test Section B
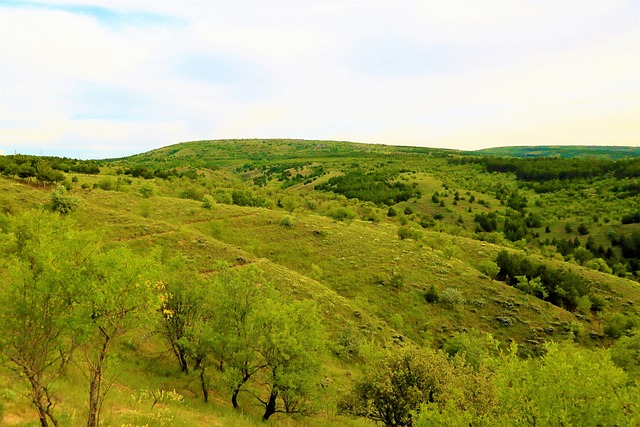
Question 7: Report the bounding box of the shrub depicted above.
[280,215,294,227]
[50,185,79,214]
[329,207,356,221]
[425,285,439,303]
[398,226,422,240]
[202,194,215,209]
[97,178,114,191]
[139,183,154,198]
[441,287,463,309]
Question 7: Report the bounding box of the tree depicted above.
[0,211,97,427]
[74,247,165,427]
[339,347,453,426]
[158,257,208,374]
[253,299,325,421]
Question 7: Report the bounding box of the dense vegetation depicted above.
[1,139,639,426]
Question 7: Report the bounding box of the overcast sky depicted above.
[1,0,638,159]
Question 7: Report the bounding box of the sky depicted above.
[0,0,639,159]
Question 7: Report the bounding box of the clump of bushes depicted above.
[50,185,79,214]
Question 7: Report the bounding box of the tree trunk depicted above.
[87,329,110,427]
[231,387,240,410]
[200,369,209,403]
[26,371,58,427]
[262,390,278,421]
[231,369,252,410]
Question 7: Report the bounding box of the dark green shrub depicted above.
[425,285,439,303]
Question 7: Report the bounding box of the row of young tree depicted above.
[0,210,326,425]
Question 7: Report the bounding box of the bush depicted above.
[441,287,464,309]
[398,226,422,240]
[280,215,294,227]
[139,183,154,198]
[425,285,439,303]
[50,185,79,214]
[202,194,215,209]
[97,178,115,191]
[329,207,356,221]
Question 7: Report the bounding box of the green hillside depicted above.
[1,139,639,426]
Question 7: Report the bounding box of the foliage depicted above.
[424,285,439,303]
[339,347,453,426]
[50,185,79,213]
[496,250,591,310]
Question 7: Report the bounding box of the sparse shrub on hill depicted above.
[398,225,422,240]
[280,215,294,227]
[441,287,464,309]
[202,194,215,208]
[50,185,79,213]
[139,183,154,198]
[425,285,439,303]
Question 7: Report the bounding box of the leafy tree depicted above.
[73,247,165,427]
[158,257,208,374]
[0,211,96,427]
[253,299,325,421]
[610,328,640,381]
[339,347,453,426]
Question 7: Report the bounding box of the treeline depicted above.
[495,250,593,311]
[317,170,420,206]
[0,154,100,182]
[451,156,640,182]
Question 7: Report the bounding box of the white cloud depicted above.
[1,0,638,158]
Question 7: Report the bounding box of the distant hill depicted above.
[473,145,640,159]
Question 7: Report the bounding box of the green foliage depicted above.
[202,194,215,208]
[416,341,639,427]
[604,313,639,339]
[397,225,422,240]
[328,206,356,221]
[440,287,464,309]
[610,328,640,380]
[478,260,499,280]
[339,347,454,426]
[139,183,154,198]
[514,276,548,300]
[317,169,419,206]
[424,284,439,303]
[50,185,79,213]
[496,250,590,310]
[280,215,295,227]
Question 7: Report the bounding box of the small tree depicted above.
[50,185,78,214]
[74,247,165,427]
[339,347,453,426]
[0,211,97,427]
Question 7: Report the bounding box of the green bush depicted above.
[425,285,439,303]
[280,215,294,227]
[202,194,215,208]
[50,185,79,214]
